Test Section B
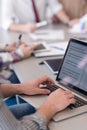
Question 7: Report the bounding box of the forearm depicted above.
[56,9,70,24]
[37,102,56,123]
[0,52,23,70]
[0,83,21,98]
[9,23,26,32]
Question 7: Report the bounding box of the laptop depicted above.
[44,38,87,122]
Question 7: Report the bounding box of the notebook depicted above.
[29,30,65,40]
[44,38,87,122]
[44,58,62,74]
[34,42,68,57]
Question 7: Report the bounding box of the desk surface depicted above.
[12,55,87,130]
[0,25,87,130]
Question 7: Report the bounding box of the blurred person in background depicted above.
[0,41,39,84]
[58,0,87,25]
[1,0,73,33]
[0,41,41,119]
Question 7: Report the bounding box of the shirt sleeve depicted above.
[48,0,63,14]
[11,51,23,62]
[0,51,23,70]
[19,113,49,130]
[1,0,16,30]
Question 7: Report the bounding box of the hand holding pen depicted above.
[16,34,22,48]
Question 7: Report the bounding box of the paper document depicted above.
[29,30,65,40]
[34,41,68,57]
[36,21,48,28]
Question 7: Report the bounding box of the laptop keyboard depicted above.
[41,84,86,109]
[69,96,86,109]
[42,84,59,92]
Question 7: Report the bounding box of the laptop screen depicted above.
[56,39,87,97]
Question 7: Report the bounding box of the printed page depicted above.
[29,30,65,40]
[34,42,68,57]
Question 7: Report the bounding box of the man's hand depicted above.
[51,15,60,24]
[3,41,40,57]
[69,19,80,26]
[2,42,17,52]
[37,88,75,122]
[2,41,24,52]
[19,75,54,95]
[18,43,40,58]
[46,88,75,112]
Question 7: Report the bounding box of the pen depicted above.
[16,34,22,48]
[51,46,64,51]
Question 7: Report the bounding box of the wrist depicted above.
[15,48,24,58]
[15,84,24,95]
[37,102,56,123]
[63,16,70,26]
[64,19,70,26]
[12,84,21,95]
[0,44,6,51]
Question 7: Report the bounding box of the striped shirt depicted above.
[0,50,49,129]
[0,50,23,83]
[0,95,49,130]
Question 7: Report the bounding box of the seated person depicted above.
[1,0,71,32]
[0,41,39,84]
[59,0,87,26]
[0,75,75,130]
[0,41,39,67]
[0,42,49,119]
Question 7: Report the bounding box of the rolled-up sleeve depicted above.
[49,0,63,14]
[1,0,15,30]
[19,113,49,130]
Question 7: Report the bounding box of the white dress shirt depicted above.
[1,0,63,30]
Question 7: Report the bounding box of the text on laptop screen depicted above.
[57,39,87,96]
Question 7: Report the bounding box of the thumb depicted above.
[31,44,40,50]
[38,88,51,95]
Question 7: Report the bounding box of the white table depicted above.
[0,25,87,130]
[13,56,87,130]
